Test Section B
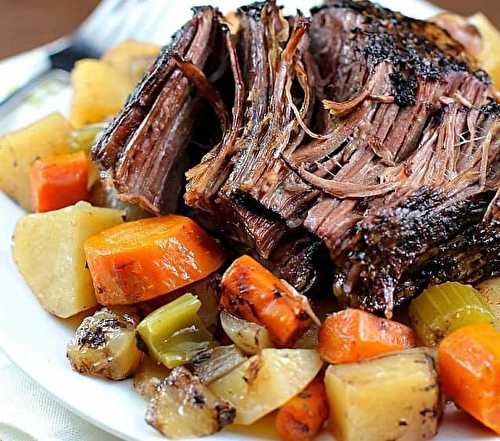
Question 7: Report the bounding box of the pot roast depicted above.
[92,0,499,316]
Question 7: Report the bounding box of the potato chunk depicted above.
[70,59,133,127]
[67,307,142,380]
[325,348,442,441]
[133,357,170,400]
[146,366,235,438]
[102,39,160,83]
[0,113,72,211]
[13,202,124,318]
[469,13,500,88]
[209,349,323,425]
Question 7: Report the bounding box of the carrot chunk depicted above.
[220,255,311,347]
[438,324,500,434]
[84,215,225,305]
[276,377,329,441]
[318,308,416,364]
[30,151,90,212]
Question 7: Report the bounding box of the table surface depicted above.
[0,0,498,60]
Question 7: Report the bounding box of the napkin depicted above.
[0,351,122,441]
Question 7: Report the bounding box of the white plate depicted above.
[0,1,497,440]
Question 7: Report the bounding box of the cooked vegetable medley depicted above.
[1,2,499,441]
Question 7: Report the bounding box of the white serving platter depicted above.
[0,1,497,440]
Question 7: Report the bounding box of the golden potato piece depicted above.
[70,59,133,127]
[325,348,442,441]
[102,39,160,83]
[13,202,124,318]
[469,13,500,88]
[0,113,72,211]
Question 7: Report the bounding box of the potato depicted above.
[325,348,442,441]
[13,202,124,318]
[67,307,142,380]
[0,113,72,211]
[133,357,170,400]
[70,59,133,127]
[209,349,323,425]
[469,13,500,88]
[146,366,236,438]
[102,39,160,84]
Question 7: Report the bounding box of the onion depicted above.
[220,311,274,355]
[191,345,247,384]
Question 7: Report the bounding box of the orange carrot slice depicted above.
[438,324,500,434]
[318,308,416,364]
[276,377,329,441]
[30,151,90,212]
[220,255,311,347]
[84,215,225,305]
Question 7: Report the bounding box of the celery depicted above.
[137,294,213,368]
[409,282,496,346]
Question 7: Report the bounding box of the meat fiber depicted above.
[92,6,225,214]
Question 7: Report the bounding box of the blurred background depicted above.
[0,0,498,59]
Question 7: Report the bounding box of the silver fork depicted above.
[0,0,172,110]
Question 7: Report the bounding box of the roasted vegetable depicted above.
[70,59,133,127]
[477,278,500,324]
[102,39,160,84]
[0,113,72,211]
[67,307,142,380]
[30,151,90,212]
[13,202,124,318]
[146,366,236,438]
[137,294,213,368]
[438,324,500,434]
[209,349,323,425]
[319,308,416,364]
[275,377,329,441]
[84,215,225,305]
[220,255,311,347]
[70,123,108,152]
[409,282,496,346]
[133,357,170,400]
[325,348,442,441]
[469,13,500,88]
[191,345,247,385]
[220,311,273,355]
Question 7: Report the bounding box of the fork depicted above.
[0,0,173,111]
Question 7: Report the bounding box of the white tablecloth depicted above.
[0,350,121,441]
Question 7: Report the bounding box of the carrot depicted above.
[30,150,90,212]
[220,255,311,347]
[318,308,416,364]
[276,377,329,441]
[438,324,500,434]
[84,215,225,305]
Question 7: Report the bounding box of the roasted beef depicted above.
[92,6,224,214]
[92,0,499,315]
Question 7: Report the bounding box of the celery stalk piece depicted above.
[156,317,214,368]
[137,294,213,368]
[409,282,496,346]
